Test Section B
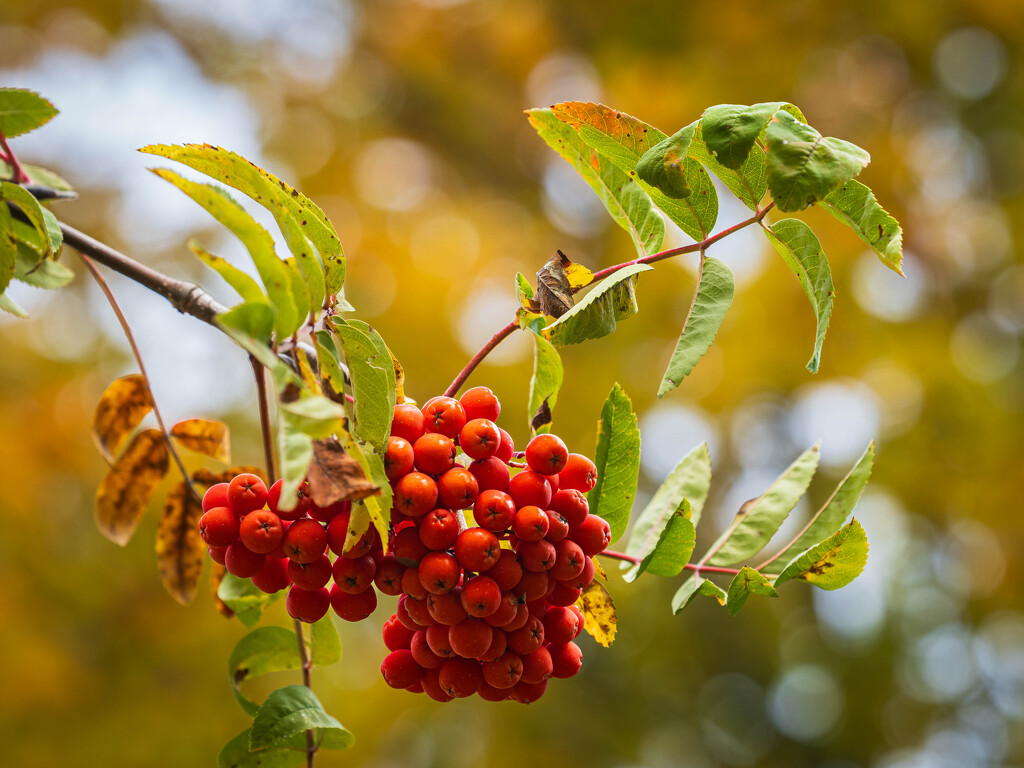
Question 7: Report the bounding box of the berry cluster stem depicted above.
[598,550,742,576]
[0,130,29,184]
[292,618,317,768]
[250,355,277,484]
[443,320,519,398]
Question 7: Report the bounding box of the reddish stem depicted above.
[0,130,29,184]
[599,550,742,575]
[250,355,277,484]
[443,319,519,398]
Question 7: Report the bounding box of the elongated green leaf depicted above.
[14,245,73,288]
[338,434,391,546]
[822,179,904,275]
[775,518,868,590]
[311,615,342,666]
[218,573,282,628]
[526,321,563,433]
[0,203,17,296]
[217,730,305,768]
[0,89,57,137]
[527,108,664,257]
[766,111,870,212]
[625,442,711,580]
[0,292,27,317]
[726,566,779,615]
[228,626,301,716]
[216,301,278,369]
[707,444,820,566]
[762,219,834,372]
[589,383,640,543]
[188,240,264,303]
[550,102,718,239]
[700,102,804,170]
[543,263,651,347]
[515,272,536,309]
[636,123,695,199]
[688,122,768,212]
[280,215,326,317]
[151,168,300,338]
[658,256,734,398]
[672,576,727,614]
[633,501,695,580]
[330,318,396,454]
[1,181,61,255]
[313,330,347,399]
[250,685,350,751]
[766,442,874,573]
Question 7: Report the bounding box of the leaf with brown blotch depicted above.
[390,348,406,404]
[95,428,170,546]
[92,374,153,463]
[157,481,206,605]
[171,418,231,464]
[591,556,608,581]
[536,251,575,319]
[211,562,234,618]
[306,438,380,507]
[531,398,553,433]
[579,581,617,647]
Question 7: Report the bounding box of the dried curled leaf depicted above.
[94,428,169,546]
[92,374,153,464]
[306,437,380,508]
[193,466,267,488]
[536,250,575,319]
[157,481,205,605]
[579,581,617,647]
[171,418,231,464]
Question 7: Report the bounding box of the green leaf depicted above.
[671,576,727,614]
[228,626,302,716]
[624,442,711,580]
[14,245,74,289]
[0,291,27,317]
[635,123,695,198]
[150,168,300,338]
[249,685,350,751]
[706,444,820,566]
[526,321,563,433]
[762,219,835,372]
[0,203,19,296]
[217,573,282,628]
[638,502,696,579]
[725,566,779,615]
[765,111,870,212]
[141,144,345,299]
[766,442,874,574]
[216,301,278,370]
[527,108,665,257]
[217,730,305,768]
[310,615,342,666]
[188,240,265,303]
[1,181,62,256]
[550,103,718,239]
[774,518,869,590]
[700,102,804,170]
[543,263,651,347]
[0,160,73,191]
[279,215,326,318]
[515,271,536,309]
[0,89,57,138]
[330,318,396,455]
[313,330,346,399]
[589,383,640,543]
[822,179,904,275]
[658,255,734,398]
[687,121,767,212]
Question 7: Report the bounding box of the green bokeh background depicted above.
[1,1,1022,766]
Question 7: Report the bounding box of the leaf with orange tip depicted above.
[171,418,231,464]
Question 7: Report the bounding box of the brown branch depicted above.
[293,619,317,767]
[251,355,277,483]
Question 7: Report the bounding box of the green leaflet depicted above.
[249,685,352,751]
[228,626,302,716]
[526,320,563,433]
[217,731,305,768]
[527,108,665,257]
[310,614,342,666]
[765,111,870,212]
[188,240,264,303]
[822,179,904,275]
[658,255,735,398]
[313,329,347,399]
[543,263,652,347]
[687,121,768,212]
[515,271,536,309]
[279,214,326,317]
[150,168,300,338]
[624,442,711,581]
[1,181,62,255]
[725,566,779,615]
[215,300,279,370]
[0,203,18,296]
[1,162,72,191]
[0,88,57,137]
[14,245,74,289]
[700,102,805,170]
[626,499,695,581]
[589,383,641,543]
[330,318,396,455]
[0,292,27,317]
[774,518,869,590]
[762,219,834,372]
[766,442,874,573]
[706,443,820,566]
[636,123,695,199]
[217,573,282,629]
[671,576,727,614]
[550,102,718,240]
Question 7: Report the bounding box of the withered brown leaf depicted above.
[92,374,153,464]
[94,428,169,546]
[156,481,205,605]
[306,437,380,507]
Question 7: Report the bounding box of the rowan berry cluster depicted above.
[197,385,612,704]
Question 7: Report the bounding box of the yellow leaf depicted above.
[94,428,169,546]
[296,347,322,394]
[579,581,617,647]
[390,348,406,404]
[591,556,608,581]
[92,374,153,463]
[171,418,231,464]
[343,502,371,554]
[193,466,268,488]
[156,481,205,605]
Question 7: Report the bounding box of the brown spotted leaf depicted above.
[591,556,608,581]
[536,250,575,319]
[306,437,380,507]
[92,374,153,464]
[170,418,231,464]
[157,481,205,605]
[579,581,617,647]
[211,562,234,618]
[390,348,406,404]
[193,466,267,488]
[94,428,170,546]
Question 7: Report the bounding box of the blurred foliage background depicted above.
[1,0,1023,766]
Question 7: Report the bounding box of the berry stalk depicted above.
[292,618,317,767]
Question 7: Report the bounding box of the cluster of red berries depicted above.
[197,385,612,704]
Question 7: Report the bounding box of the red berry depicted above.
[282,519,328,564]
[411,630,444,668]
[438,658,483,698]
[308,499,350,523]
[393,472,438,518]
[201,483,230,513]
[572,514,612,556]
[512,505,550,542]
[508,615,545,655]
[426,623,456,658]
[468,457,510,493]
[519,646,553,684]
[427,590,468,626]
[287,554,332,591]
[392,525,428,566]
[460,575,502,618]
[267,479,311,521]
[449,617,493,658]
[402,566,429,600]
[459,386,501,422]
[515,571,550,602]
[548,581,582,607]
[421,667,454,702]
[508,470,552,510]
[413,433,456,476]
[454,528,501,572]
[549,641,583,678]
[495,429,515,463]
[482,651,522,689]
[525,434,569,476]
[550,539,586,581]
[331,553,376,594]
[458,419,501,460]
[437,467,479,511]
[330,584,377,621]
[485,591,521,628]
[509,679,547,703]
[381,649,421,689]
[477,682,508,701]
[473,490,516,532]
[543,606,581,644]
[227,473,268,515]
[406,595,435,627]
[391,403,425,443]
[383,615,416,651]
[550,489,589,528]
[384,436,415,480]
[208,545,229,565]
[422,397,467,439]
[544,510,570,542]
[419,552,461,594]
[516,539,556,572]
[286,585,330,623]
[251,557,291,593]
[373,555,405,596]
[239,509,285,554]
[419,508,459,551]
[480,628,508,662]
[199,507,240,547]
[224,542,266,578]
[487,550,524,592]
[326,513,375,558]
[559,453,597,493]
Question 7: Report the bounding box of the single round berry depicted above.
[519,646,553,684]
[384,436,415,480]
[508,470,553,510]
[208,545,229,565]
[286,585,330,623]
[331,553,376,594]
[381,649,421,689]
[468,457,510,493]
[406,595,436,627]
[550,489,589,528]
[525,433,569,476]
[548,581,582,607]
[420,667,454,702]
[419,508,459,551]
[251,557,291,593]
[201,483,230,513]
[509,679,547,703]
[449,617,493,659]
[516,539,557,572]
[473,490,516,532]
[393,472,439,518]
[559,453,598,493]
[512,505,550,542]
[267,479,311,521]
[330,583,378,622]
[427,590,468,626]
[543,606,581,644]
[495,429,515,463]
[549,641,583,678]
[401,566,429,600]
[411,630,444,668]
[413,433,456,476]
[572,514,612,556]
[480,628,508,662]
[422,397,467,439]
[485,591,521,628]
[508,615,545,655]
[544,510,570,542]
[227,473,268,515]
[419,552,462,595]
[458,419,501,460]
[426,623,457,658]
[438,658,483,698]
[199,507,240,547]
[515,571,550,603]
[282,519,328,564]
[326,513,375,558]
[392,525,429,566]
[487,550,524,592]
[224,542,266,578]
[454,528,501,572]
[374,555,406,596]
[392,403,426,443]
[460,575,502,618]
[239,509,285,554]
[437,467,479,511]
[459,386,501,422]
[550,538,586,581]
[288,554,333,591]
